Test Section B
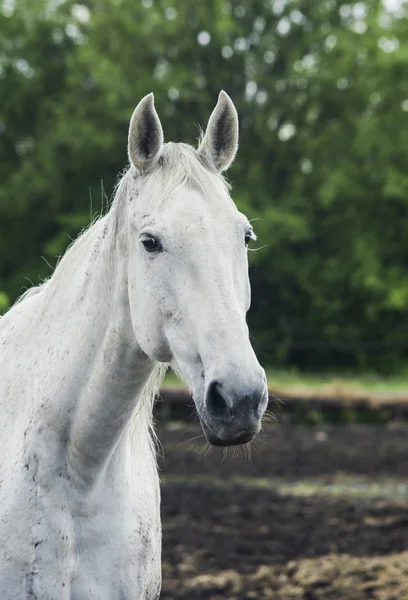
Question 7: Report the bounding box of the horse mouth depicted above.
[199,419,258,447]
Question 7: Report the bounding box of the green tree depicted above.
[1,0,408,371]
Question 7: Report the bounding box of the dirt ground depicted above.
[158,422,408,599]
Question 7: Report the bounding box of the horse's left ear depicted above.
[128,93,164,174]
[198,90,239,173]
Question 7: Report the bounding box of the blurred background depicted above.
[1,0,408,598]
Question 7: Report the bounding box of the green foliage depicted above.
[1,0,408,371]
[0,291,9,313]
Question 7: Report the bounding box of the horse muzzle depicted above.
[198,378,268,446]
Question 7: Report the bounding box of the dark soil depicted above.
[158,422,408,599]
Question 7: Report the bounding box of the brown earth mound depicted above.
[159,423,408,599]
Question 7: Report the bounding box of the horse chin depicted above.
[199,419,257,447]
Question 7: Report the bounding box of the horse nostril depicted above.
[205,380,231,420]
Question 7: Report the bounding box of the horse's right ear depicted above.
[128,93,164,174]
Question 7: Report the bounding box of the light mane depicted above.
[153,142,231,199]
[129,362,167,466]
[14,283,45,304]
[10,217,106,312]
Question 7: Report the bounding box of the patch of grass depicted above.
[160,473,408,501]
[267,369,408,402]
[162,368,408,400]
[163,371,186,389]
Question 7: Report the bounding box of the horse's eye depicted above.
[245,228,256,247]
[141,235,162,253]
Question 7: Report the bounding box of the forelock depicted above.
[147,142,231,203]
[111,141,233,216]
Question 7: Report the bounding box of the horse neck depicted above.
[33,207,161,483]
[40,202,135,342]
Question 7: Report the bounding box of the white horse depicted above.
[0,92,268,599]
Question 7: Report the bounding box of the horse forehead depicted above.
[156,187,239,230]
